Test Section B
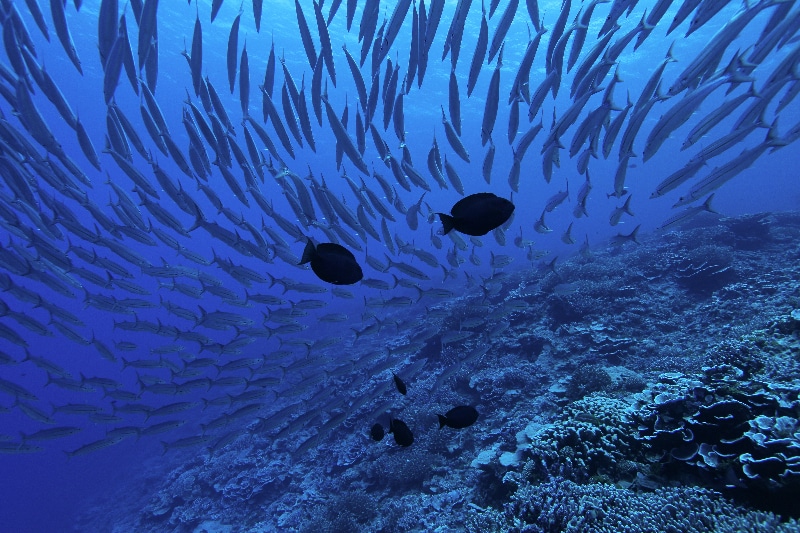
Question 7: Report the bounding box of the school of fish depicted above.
[0,0,798,457]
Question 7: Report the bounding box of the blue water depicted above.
[0,0,799,531]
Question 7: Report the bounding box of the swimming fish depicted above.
[437,405,479,429]
[389,418,414,446]
[370,423,384,442]
[392,372,407,395]
[299,239,363,285]
[437,193,515,236]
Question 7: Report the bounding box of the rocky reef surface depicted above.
[75,212,800,532]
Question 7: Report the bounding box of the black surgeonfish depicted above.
[371,423,384,442]
[299,239,363,285]
[392,372,407,395]
[389,418,413,446]
[437,405,478,429]
[437,193,514,236]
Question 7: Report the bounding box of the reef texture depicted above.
[75,213,800,532]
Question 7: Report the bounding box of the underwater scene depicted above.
[1,0,800,531]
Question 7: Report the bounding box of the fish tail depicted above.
[437,213,455,234]
[437,414,447,429]
[702,194,716,214]
[630,225,641,244]
[623,195,634,216]
[187,205,205,232]
[299,238,315,264]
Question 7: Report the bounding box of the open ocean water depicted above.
[1,0,800,531]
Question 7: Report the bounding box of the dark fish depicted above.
[299,239,363,285]
[371,423,384,441]
[437,405,478,429]
[389,418,413,446]
[437,193,514,236]
[392,372,407,395]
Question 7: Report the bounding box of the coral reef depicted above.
[73,213,800,532]
[508,394,643,483]
[480,479,800,533]
[633,311,800,516]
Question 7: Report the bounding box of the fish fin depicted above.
[437,213,455,234]
[702,194,716,214]
[299,238,315,265]
[630,225,641,244]
[623,195,634,216]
